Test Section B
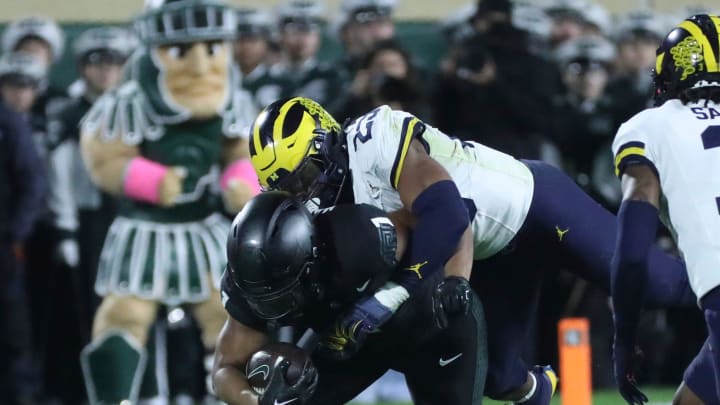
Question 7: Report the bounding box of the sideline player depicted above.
[247,96,696,403]
[610,14,720,405]
[213,192,488,405]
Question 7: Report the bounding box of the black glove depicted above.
[257,358,318,405]
[432,276,471,329]
[613,336,648,405]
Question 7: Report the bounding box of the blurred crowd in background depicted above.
[1,0,719,404]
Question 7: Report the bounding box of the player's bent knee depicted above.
[92,295,158,344]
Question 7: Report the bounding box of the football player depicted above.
[610,14,720,405]
[213,192,488,405]
[247,96,697,404]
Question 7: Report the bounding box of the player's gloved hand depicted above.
[257,357,318,405]
[613,336,648,405]
[320,296,394,360]
[432,276,471,329]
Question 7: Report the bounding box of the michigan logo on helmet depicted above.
[134,0,237,45]
[249,97,347,204]
[654,14,720,103]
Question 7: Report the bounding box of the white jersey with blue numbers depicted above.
[612,99,720,299]
[345,105,535,260]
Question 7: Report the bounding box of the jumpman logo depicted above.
[555,226,570,241]
[405,261,428,279]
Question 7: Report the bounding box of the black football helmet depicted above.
[653,14,720,105]
[226,191,324,322]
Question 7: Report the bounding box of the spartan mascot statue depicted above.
[79,1,259,403]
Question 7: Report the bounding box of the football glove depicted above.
[432,276,471,329]
[613,336,648,405]
[257,357,318,405]
[319,295,394,361]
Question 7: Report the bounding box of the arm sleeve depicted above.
[373,109,469,290]
[611,200,659,340]
[6,111,47,243]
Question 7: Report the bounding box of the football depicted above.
[245,342,316,396]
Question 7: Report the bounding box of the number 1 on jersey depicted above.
[701,125,720,214]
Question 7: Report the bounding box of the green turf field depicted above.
[365,386,677,405]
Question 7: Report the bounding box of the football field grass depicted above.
[370,386,677,405]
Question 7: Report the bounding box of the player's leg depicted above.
[520,160,696,308]
[402,287,487,404]
[675,339,716,405]
[700,286,720,402]
[308,353,390,404]
[81,294,158,404]
[470,254,557,404]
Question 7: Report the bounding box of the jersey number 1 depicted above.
[701,125,720,213]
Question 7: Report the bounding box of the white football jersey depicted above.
[612,99,720,298]
[345,105,535,260]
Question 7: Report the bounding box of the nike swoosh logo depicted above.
[356,279,371,293]
[247,364,270,381]
[439,353,463,367]
[275,398,298,405]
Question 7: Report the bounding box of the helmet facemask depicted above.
[237,260,320,322]
[267,127,349,209]
[228,193,329,324]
